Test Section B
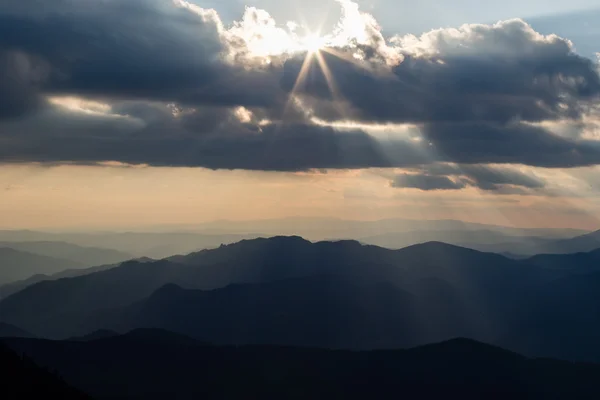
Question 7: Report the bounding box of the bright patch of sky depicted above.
[203,0,599,57]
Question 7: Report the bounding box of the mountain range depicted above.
[0,218,589,258]
[0,238,536,338]
[3,329,600,399]
[361,228,600,256]
[2,236,600,362]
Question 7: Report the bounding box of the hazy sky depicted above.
[0,0,599,230]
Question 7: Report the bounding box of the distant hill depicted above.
[189,217,588,240]
[547,230,600,254]
[0,241,133,266]
[360,229,556,255]
[0,231,264,258]
[0,220,586,257]
[0,256,154,299]
[525,248,600,270]
[3,332,600,399]
[0,342,90,399]
[361,229,600,257]
[0,247,82,285]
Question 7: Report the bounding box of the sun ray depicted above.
[314,50,348,120]
[281,51,316,122]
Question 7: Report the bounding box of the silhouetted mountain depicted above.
[0,247,82,285]
[67,329,119,342]
[526,248,600,270]
[361,229,555,255]
[0,256,155,299]
[0,221,585,256]
[0,322,35,338]
[546,230,600,254]
[107,277,420,349]
[3,333,600,399]
[360,229,600,257]
[4,236,600,360]
[0,275,47,299]
[0,238,539,339]
[361,228,600,257]
[0,342,90,399]
[0,241,132,266]
[0,230,264,258]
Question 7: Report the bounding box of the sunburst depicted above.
[281,31,348,122]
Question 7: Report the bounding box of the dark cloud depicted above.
[0,51,47,119]
[0,0,599,174]
[422,121,600,168]
[394,163,547,192]
[391,174,467,191]
[0,0,284,115]
[459,165,545,191]
[0,103,395,170]
[2,101,600,171]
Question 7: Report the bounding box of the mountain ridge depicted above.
[3,331,600,399]
[2,236,600,361]
[0,247,83,285]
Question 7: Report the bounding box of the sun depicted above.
[301,33,326,54]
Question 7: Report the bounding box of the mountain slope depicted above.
[526,248,600,270]
[498,271,600,362]
[3,332,600,399]
[0,322,35,338]
[547,230,600,254]
[105,277,420,349]
[360,229,554,255]
[0,247,82,284]
[0,230,264,258]
[0,241,133,266]
[98,271,536,349]
[0,342,90,399]
[0,256,154,299]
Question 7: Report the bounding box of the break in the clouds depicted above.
[0,0,600,187]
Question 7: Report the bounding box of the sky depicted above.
[1,0,600,230]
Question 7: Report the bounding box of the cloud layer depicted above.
[0,0,599,189]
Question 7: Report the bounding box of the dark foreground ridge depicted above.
[0,342,89,399]
[3,330,600,399]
